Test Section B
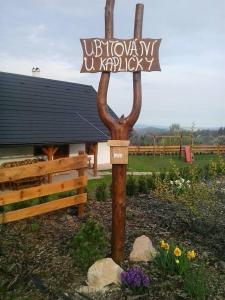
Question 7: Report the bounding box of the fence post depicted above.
[217,144,220,155]
[77,150,86,217]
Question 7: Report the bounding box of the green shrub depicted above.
[184,266,209,300]
[30,222,40,232]
[180,166,191,180]
[215,155,225,176]
[126,175,138,196]
[138,176,148,194]
[159,171,167,181]
[71,219,109,271]
[109,182,112,198]
[146,175,156,190]
[95,182,108,202]
[168,159,180,179]
[154,174,220,226]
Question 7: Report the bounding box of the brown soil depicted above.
[1,193,225,300]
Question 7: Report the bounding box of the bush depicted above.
[126,175,138,196]
[95,182,108,202]
[154,173,221,228]
[168,159,180,179]
[159,171,167,181]
[146,175,156,190]
[71,219,109,271]
[138,176,148,194]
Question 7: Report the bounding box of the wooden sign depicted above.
[108,140,130,164]
[80,38,161,72]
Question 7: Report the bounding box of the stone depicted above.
[78,285,110,294]
[130,235,156,262]
[87,258,123,289]
[219,260,225,271]
[66,214,75,225]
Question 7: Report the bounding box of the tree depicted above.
[169,123,181,134]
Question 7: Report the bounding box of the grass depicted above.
[128,154,218,172]
[87,175,112,192]
[87,154,220,192]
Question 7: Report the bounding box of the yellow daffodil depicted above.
[174,247,182,257]
[164,243,170,251]
[160,240,170,250]
[187,250,196,260]
[160,240,166,248]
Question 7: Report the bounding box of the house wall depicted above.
[69,144,85,156]
[69,142,111,169]
[0,146,35,165]
[97,142,111,169]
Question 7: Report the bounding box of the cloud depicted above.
[28,24,46,44]
[0,53,83,82]
[0,0,224,128]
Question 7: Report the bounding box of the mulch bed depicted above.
[1,192,225,299]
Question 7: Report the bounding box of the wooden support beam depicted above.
[42,146,58,183]
[92,143,98,177]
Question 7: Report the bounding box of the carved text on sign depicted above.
[80,38,161,73]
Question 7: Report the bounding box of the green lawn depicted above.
[127,154,218,172]
[87,175,112,192]
[87,154,222,191]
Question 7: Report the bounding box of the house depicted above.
[0,71,117,175]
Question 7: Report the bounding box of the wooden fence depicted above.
[129,145,225,155]
[0,153,87,224]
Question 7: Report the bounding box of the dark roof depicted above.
[0,71,116,146]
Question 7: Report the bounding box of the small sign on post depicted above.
[108,140,130,164]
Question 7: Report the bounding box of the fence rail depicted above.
[0,154,88,224]
[129,145,225,155]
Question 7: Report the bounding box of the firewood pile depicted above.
[0,158,48,191]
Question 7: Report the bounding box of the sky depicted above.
[0,0,225,129]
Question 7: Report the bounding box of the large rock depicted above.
[87,258,123,289]
[130,235,156,262]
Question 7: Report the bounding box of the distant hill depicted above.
[134,126,168,135]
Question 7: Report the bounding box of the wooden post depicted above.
[92,143,98,177]
[96,0,143,264]
[42,146,58,183]
[153,135,156,157]
[77,151,85,217]
[179,133,183,158]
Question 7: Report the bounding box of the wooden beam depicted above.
[0,193,87,224]
[0,176,87,206]
[0,155,87,183]
[77,151,86,216]
[42,146,59,183]
[92,143,98,177]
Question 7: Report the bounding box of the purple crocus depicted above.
[120,267,150,291]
